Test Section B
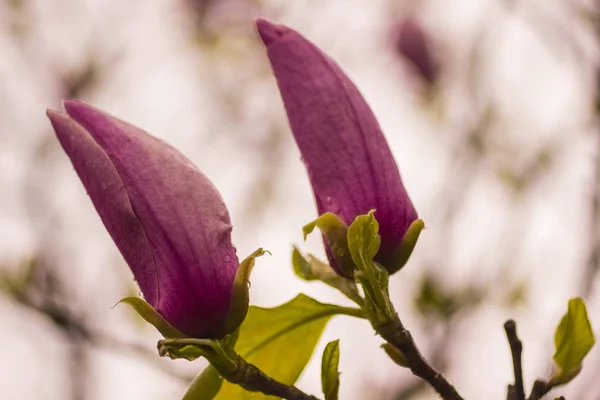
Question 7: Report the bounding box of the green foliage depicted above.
[321,340,341,400]
[118,297,186,339]
[182,366,223,400]
[550,297,596,387]
[415,275,456,319]
[184,294,363,400]
[415,274,483,321]
[302,212,354,276]
[224,248,269,335]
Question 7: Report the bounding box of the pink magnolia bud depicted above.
[257,19,418,276]
[47,101,239,338]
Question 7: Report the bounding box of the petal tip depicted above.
[46,108,61,119]
[46,108,70,127]
[255,18,288,46]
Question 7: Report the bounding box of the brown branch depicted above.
[224,356,319,400]
[374,314,464,400]
[504,320,525,400]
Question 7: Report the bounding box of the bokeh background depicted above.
[1,0,600,399]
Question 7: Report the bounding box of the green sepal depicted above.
[549,297,596,387]
[381,343,409,368]
[303,212,355,277]
[321,339,341,400]
[388,219,425,274]
[292,246,364,306]
[222,248,270,335]
[118,297,186,339]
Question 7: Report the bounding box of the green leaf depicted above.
[213,294,363,400]
[117,297,186,339]
[321,340,341,400]
[182,366,223,400]
[550,297,596,387]
[302,212,355,277]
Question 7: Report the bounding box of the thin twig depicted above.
[374,314,464,400]
[504,320,525,400]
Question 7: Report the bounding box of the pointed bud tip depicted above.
[62,99,88,116]
[255,18,288,46]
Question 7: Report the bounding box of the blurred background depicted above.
[1,0,600,399]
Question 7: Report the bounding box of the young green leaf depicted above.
[182,366,223,400]
[321,340,341,400]
[347,210,380,270]
[212,294,363,399]
[347,211,393,317]
[550,297,596,387]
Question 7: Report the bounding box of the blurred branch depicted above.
[1,257,195,387]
